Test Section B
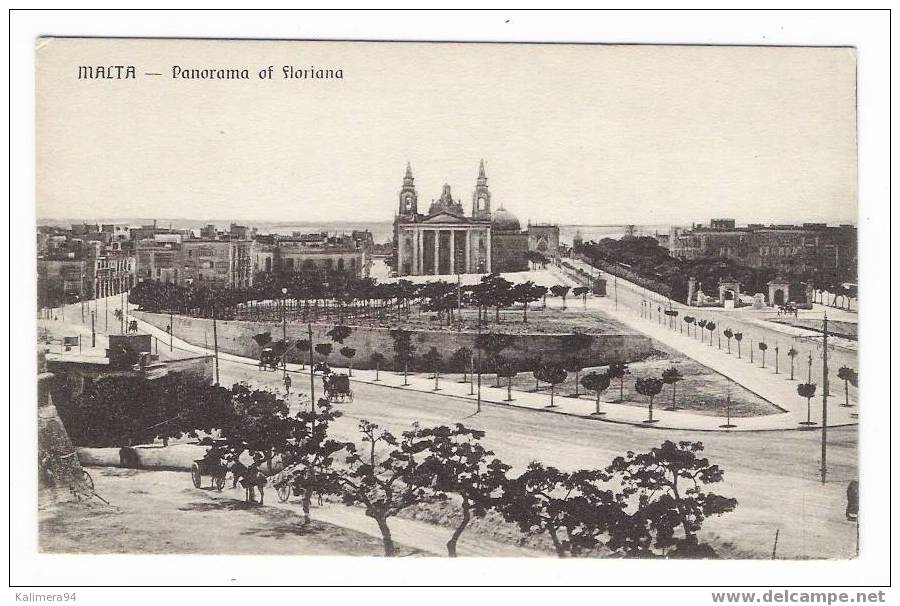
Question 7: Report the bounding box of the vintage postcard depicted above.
[34,36,861,568]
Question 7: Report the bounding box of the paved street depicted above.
[53,294,859,559]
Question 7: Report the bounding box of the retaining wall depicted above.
[134,311,654,373]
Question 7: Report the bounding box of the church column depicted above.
[433,230,440,275]
[449,230,455,275]
[465,230,472,273]
[397,229,405,276]
[417,229,423,275]
[485,229,492,273]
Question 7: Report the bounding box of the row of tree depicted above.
[129,273,588,327]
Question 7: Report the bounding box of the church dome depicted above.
[491,207,521,231]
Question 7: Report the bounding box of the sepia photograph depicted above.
[10,7,892,595]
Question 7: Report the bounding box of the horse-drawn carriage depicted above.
[258,347,280,372]
[323,371,353,403]
[191,455,227,490]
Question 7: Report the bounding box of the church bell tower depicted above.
[398,162,418,217]
[472,159,492,220]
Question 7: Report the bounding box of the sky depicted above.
[37,39,857,226]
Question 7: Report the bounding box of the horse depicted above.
[240,466,267,505]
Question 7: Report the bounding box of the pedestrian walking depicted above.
[846,480,859,521]
[284,373,292,395]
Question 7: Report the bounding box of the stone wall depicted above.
[135,311,654,373]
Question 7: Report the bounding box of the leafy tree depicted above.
[340,346,357,376]
[661,366,684,411]
[528,355,543,392]
[370,351,386,381]
[837,366,858,408]
[389,328,415,386]
[797,382,818,425]
[607,440,738,557]
[499,463,621,557]
[697,319,707,343]
[635,376,664,423]
[581,371,611,416]
[706,321,717,348]
[682,315,693,335]
[295,338,311,369]
[723,328,733,354]
[222,382,293,475]
[450,347,473,383]
[252,331,272,349]
[314,342,333,364]
[495,356,517,402]
[758,342,768,368]
[423,347,443,391]
[550,285,571,310]
[787,347,799,380]
[511,281,543,323]
[563,333,592,397]
[607,362,629,402]
[475,332,512,388]
[416,424,510,557]
[535,364,568,408]
[335,421,435,557]
[326,324,353,344]
[733,332,743,359]
[284,398,348,524]
[572,286,591,309]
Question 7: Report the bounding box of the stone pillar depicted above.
[397,229,405,276]
[449,230,455,275]
[485,229,492,273]
[433,230,440,275]
[465,229,472,273]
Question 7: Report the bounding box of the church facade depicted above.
[392,161,559,276]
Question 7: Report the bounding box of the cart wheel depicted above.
[191,462,202,488]
[277,484,291,502]
[215,474,226,491]
[82,469,94,490]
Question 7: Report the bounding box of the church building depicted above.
[392,161,559,276]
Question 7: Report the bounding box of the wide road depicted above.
[217,354,858,560]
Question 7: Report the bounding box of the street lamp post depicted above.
[281,287,288,379]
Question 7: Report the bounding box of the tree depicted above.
[499,462,621,557]
[563,332,593,397]
[512,281,543,323]
[550,285,571,310]
[326,324,353,344]
[635,376,664,423]
[417,425,510,557]
[581,371,611,416]
[284,399,348,524]
[450,347,473,383]
[607,362,629,402]
[314,342,333,364]
[733,332,743,359]
[607,440,738,556]
[295,338,311,369]
[423,347,443,391]
[535,364,567,408]
[837,366,857,408]
[683,315,694,336]
[787,347,799,380]
[697,319,707,343]
[223,382,293,475]
[389,328,415,386]
[572,286,591,309]
[495,357,518,402]
[758,342,768,368]
[661,366,684,411]
[340,346,357,376]
[706,321,717,348]
[335,421,435,557]
[370,351,386,381]
[723,328,733,354]
[475,332,512,388]
[528,355,543,392]
[797,382,818,425]
[252,331,272,349]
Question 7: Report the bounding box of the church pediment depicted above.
[422,211,471,224]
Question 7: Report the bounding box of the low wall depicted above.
[135,311,653,373]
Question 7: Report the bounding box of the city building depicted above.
[135,237,253,288]
[665,219,857,281]
[392,160,560,276]
[271,233,369,278]
[38,237,135,306]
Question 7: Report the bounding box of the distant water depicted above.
[259,222,674,245]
